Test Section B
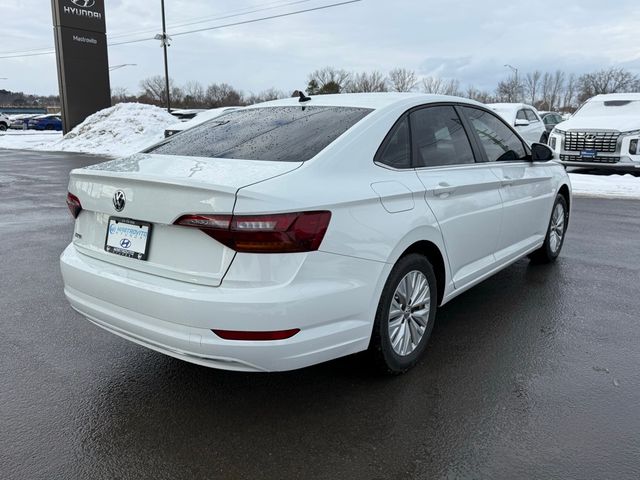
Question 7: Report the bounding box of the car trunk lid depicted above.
[69,153,301,286]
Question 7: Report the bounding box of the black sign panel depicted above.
[52,0,110,133]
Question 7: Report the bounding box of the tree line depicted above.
[117,66,640,112]
[2,66,638,112]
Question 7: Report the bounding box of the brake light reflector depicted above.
[212,329,300,341]
[174,211,331,253]
[66,192,82,218]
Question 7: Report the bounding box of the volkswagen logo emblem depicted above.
[70,0,96,7]
[113,190,126,212]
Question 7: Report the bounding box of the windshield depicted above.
[574,100,640,117]
[147,106,372,162]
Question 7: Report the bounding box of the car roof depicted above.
[488,103,537,112]
[247,92,484,111]
[589,93,640,102]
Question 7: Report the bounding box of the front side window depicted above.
[516,110,528,121]
[146,106,372,162]
[376,116,411,169]
[462,107,528,162]
[525,110,539,122]
[410,106,475,167]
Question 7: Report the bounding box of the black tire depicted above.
[369,253,438,374]
[0,123,7,132]
[529,194,569,263]
[45,124,54,131]
[540,132,549,145]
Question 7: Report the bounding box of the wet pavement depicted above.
[1,149,639,479]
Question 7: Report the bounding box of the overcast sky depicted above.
[1,0,639,96]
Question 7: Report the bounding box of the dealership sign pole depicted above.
[52,0,111,134]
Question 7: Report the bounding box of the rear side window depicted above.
[517,110,527,121]
[462,107,527,162]
[376,116,411,169]
[410,106,475,167]
[146,106,372,162]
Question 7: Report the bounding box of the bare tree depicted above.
[578,67,640,102]
[139,75,173,105]
[345,71,388,93]
[182,81,206,106]
[496,76,520,102]
[307,67,351,94]
[421,76,461,96]
[388,68,418,92]
[111,87,131,104]
[205,83,243,107]
[245,88,286,104]
[524,71,542,106]
[547,70,565,111]
[562,74,577,111]
[465,85,495,104]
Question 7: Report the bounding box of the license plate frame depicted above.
[104,217,152,261]
[581,149,598,159]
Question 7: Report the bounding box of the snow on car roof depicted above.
[247,92,483,110]
[589,93,640,102]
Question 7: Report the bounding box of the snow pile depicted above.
[569,173,640,200]
[45,103,175,156]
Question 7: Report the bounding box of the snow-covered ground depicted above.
[1,102,639,200]
[0,103,175,157]
[569,173,640,200]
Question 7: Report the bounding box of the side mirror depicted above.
[515,119,530,127]
[531,142,554,161]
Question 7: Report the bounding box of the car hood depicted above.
[556,115,640,133]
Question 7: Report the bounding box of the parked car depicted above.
[0,113,9,131]
[28,114,63,131]
[488,103,548,145]
[61,93,571,374]
[170,108,208,121]
[549,93,640,171]
[164,107,240,138]
[10,114,40,130]
[538,111,564,136]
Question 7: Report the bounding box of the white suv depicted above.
[488,103,548,146]
[549,93,640,171]
[0,113,10,131]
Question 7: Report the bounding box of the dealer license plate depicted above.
[105,217,152,260]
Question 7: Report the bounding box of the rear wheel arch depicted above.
[399,240,446,306]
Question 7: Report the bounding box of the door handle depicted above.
[501,176,514,187]
[432,185,456,197]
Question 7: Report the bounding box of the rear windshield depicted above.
[146,106,373,162]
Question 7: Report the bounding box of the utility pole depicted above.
[156,0,172,113]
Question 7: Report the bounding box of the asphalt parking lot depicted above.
[1,149,639,480]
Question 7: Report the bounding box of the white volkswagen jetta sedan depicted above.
[61,93,571,374]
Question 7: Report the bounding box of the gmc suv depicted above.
[549,93,640,171]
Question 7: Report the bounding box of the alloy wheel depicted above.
[388,270,431,356]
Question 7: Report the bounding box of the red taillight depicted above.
[212,329,300,341]
[66,192,82,219]
[174,211,331,253]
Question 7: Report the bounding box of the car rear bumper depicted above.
[60,244,386,372]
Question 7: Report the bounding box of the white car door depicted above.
[411,105,503,288]
[461,106,555,262]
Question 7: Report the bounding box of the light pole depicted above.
[504,64,519,102]
[155,0,172,113]
[109,64,137,72]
